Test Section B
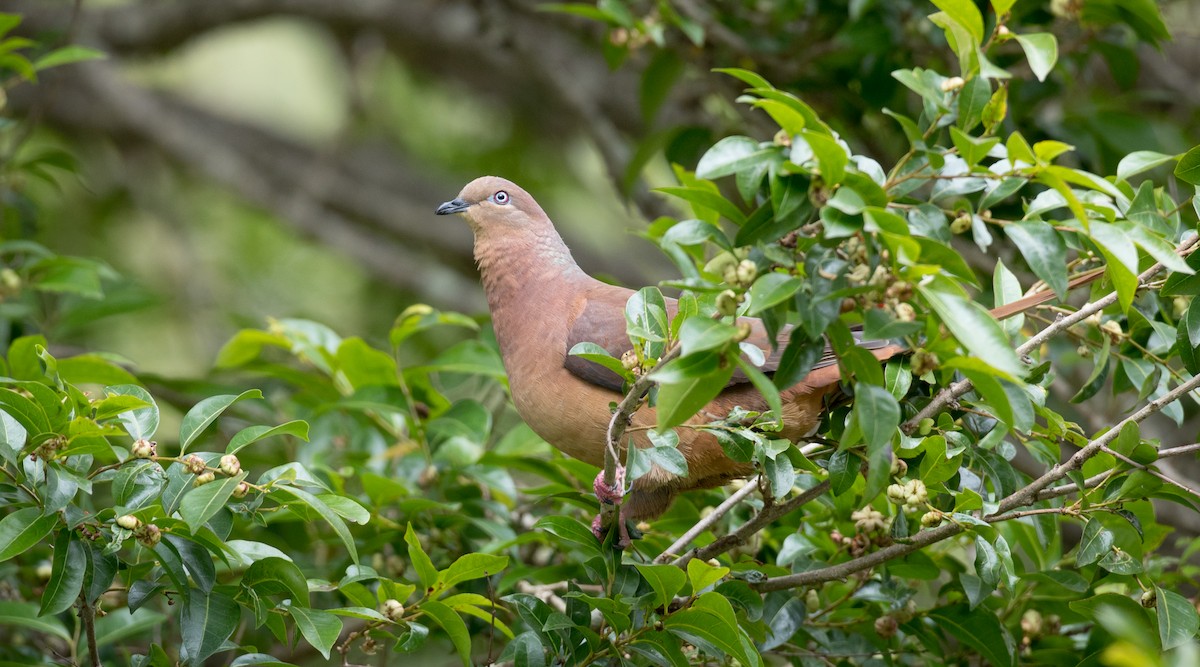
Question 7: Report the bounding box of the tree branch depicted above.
[750,368,1200,592]
[653,474,762,564]
[902,236,1200,433]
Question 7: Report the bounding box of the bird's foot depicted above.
[593,466,625,505]
[591,512,634,549]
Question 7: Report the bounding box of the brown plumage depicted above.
[436,176,904,521]
[436,176,1101,522]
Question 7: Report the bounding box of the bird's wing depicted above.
[563,285,903,393]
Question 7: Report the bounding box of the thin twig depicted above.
[751,370,1200,592]
[599,347,682,534]
[653,475,762,564]
[672,480,831,567]
[1101,445,1200,499]
[902,235,1200,433]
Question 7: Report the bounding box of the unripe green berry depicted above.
[716,290,740,317]
[232,481,250,499]
[950,213,972,234]
[194,471,216,487]
[805,589,820,612]
[1140,589,1157,608]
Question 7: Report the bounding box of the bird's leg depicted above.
[591,465,631,547]
[593,464,625,504]
[590,511,633,549]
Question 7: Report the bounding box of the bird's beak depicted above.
[436,198,470,215]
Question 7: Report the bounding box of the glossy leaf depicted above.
[0,507,57,562]
[179,389,262,453]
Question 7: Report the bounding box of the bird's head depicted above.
[435,176,549,234]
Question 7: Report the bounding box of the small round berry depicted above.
[232,481,250,499]
[950,213,973,234]
[218,454,241,476]
[131,439,157,459]
[184,454,207,475]
[716,290,740,317]
[137,524,162,548]
[382,599,405,622]
[805,589,821,612]
[194,471,216,487]
[875,615,899,639]
[940,76,965,92]
[1140,589,1157,608]
[116,514,141,531]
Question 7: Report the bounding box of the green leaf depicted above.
[288,605,342,659]
[181,587,239,664]
[714,67,773,90]
[1076,518,1114,566]
[949,126,999,167]
[0,507,57,562]
[696,136,773,180]
[405,523,438,589]
[917,278,1024,379]
[652,353,735,430]
[0,388,51,438]
[1005,221,1067,299]
[928,604,1016,667]
[226,420,309,455]
[274,485,358,564]
[1117,151,1177,182]
[1156,586,1200,650]
[179,389,262,453]
[39,529,86,616]
[1175,146,1200,185]
[1014,33,1058,81]
[1186,304,1200,350]
[677,318,739,355]
[931,0,984,46]
[499,631,547,667]
[106,385,158,440]
[686,558,729,594]
[57,355,138,386]
[438,553,509,592]
[656,186,746,225]
[535,516,604,561]
[0,601,70,641]
[665,592,762,667]
[747,273,802,315]
[635,564,688,609]
[853,383,900,453]
[957,76,991,131]
[33,45,105,71]
[243,557,309,606]
[420,600,472,667]
[734,356,782,423]
[180,472,246,532]
[568,342,633,381]
[794,130,847,185]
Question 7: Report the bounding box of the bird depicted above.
[436,176,1099,541]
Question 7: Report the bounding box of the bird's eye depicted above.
[493,190,510,205]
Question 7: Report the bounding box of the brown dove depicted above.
[435,176,1098,534]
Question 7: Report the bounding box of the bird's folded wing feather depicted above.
[562,285,897,393]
